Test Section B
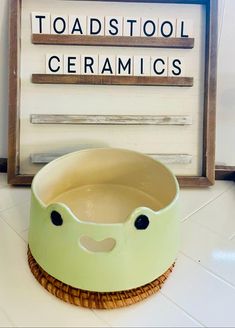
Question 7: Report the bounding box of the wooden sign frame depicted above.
[8,0,218,186]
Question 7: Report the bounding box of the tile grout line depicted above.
[182,217,235,243]
[0,213,29,245]
[179,251,235,290]
[18,231,29,245]
[0,199,31,214]
[159,291,206,327]
[180,185,234,223]
[21,228,29,244]
[0,199,31,244]
[229,234,235,241]
[13,229,28,245]
[0,306,16,327]
[92,309,113,328]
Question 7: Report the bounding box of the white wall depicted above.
[0,0,234,166]
[216,0,235,166]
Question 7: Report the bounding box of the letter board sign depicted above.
[8,0,218,186]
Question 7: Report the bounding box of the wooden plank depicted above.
[31,153,64,164]
[8,174,212,187]
[149,154,192,164]
[7,174,33,186]
[30,114,192,125]
[32,74,194,87]
[8,0,21,184]
[177,176,213,187]
[32,34,195,49]
[201,0,218,185]
[10,166,233,187]
[30,152,192,165]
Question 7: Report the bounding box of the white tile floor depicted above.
[0,173,234,327]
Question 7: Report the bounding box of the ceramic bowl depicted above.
[28,148,179,292]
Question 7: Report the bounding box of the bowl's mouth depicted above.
[32,148,179,225]
[80,236,116,253]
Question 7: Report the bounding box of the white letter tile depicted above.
[116,56,133,75]
[105,16,123,36]
[151,56,168,76]
[133,56,151,76]
[81,55,98,74]
[141,18,158,37]
[99,55,116,75]
[168,57,185,77]
[176,19,194,38]
[31,12,51,34]
[51,15,68,35]
[69,16,87,35]
[46,54,64,74]
[123,17,141,37]
[87,16,105,36]
[64,55,80,74]
[159,18,176,38]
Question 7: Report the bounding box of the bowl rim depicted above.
[31,147,180,218]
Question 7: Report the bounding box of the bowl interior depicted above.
[33,149,178,224]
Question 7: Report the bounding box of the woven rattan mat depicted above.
[28,247,174,309]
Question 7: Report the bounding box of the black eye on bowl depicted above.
[50,211,63,226]
[134,215,149,230]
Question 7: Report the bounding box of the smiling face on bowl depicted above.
[28,148,179,292]
[48,182,163,254]
[44,199,156,254]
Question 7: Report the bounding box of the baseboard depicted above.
[0,158,7,173]
[215,165,235,181]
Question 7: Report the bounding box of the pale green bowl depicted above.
[28,148,179,292]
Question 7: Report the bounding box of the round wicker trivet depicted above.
[28,247,174,309]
